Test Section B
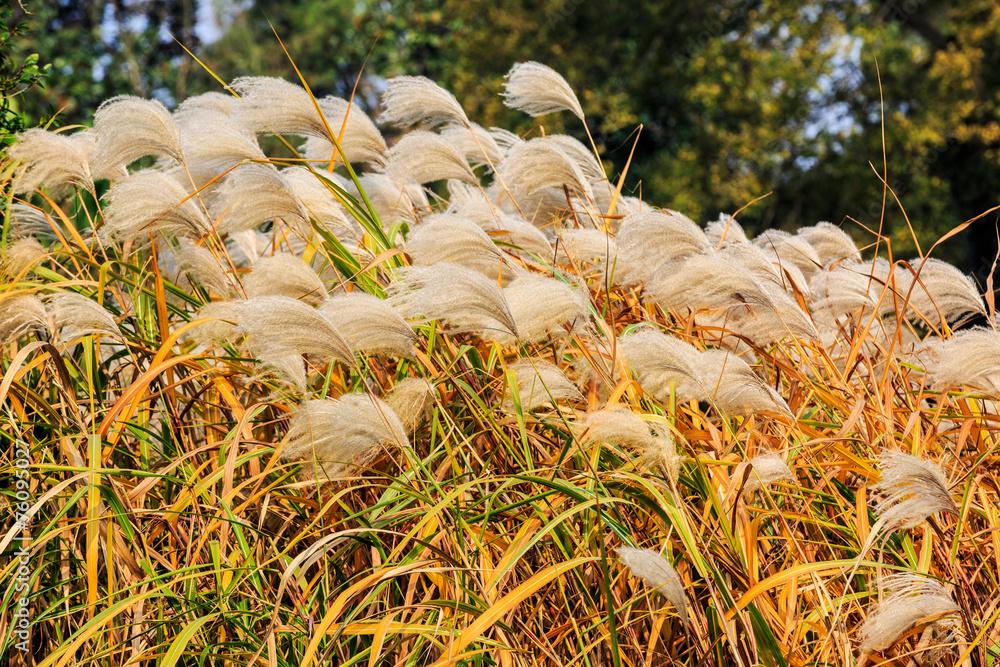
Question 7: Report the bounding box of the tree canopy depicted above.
[10,0,1000,277]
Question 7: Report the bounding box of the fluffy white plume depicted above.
[754,229,822,280]
[617,210,710,284]
[796,222,860,265]
[234,296,356,388]
[356,173,428,227]
[502,62,585,121]
[318,292,416,358]
[440,123,503,169]
[231,76,334,140]
[379,76,470,129]
[100,170,211,243]
[92,96,184,172]
[740,452,794,492]
[301,96,388,166]
[244,254,327,305]
[618,327,703,402]
[483,275,589,345]
[0,294,48,344]
[871,450,957,532]
[385,378,436,434]
[282,393,409,481]
[858,573,963,655]
[580,408,681,480]
[0,238,46,281]
[902,258,985,329]
[405,214,504,278]
[694,350,793,417]
[384,131,478,185]
[388,263,519,339]
[447,184,553,258]
[617,547,688,624]
[503,358,584,411]
[545,135,605,182]
[927,327,1000,396]
[496,139,594,219]
[177,109,266,187]
[705,214,748,245]
[44,293,120,342]
[167,238,232,298]
[9,129,95,196]
[210,164,308,236]
[280,168,353,234]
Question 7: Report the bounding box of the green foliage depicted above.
[0,5,50,144]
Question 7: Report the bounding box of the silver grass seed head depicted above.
[545,135,605,182]
[645,253,773,315]
[8,129,95,197]
[580,408,681,481]
[244,254,327,305]
[872,450,958,531]
[280,167,355,237]
[299,96,387,166]
[796,221,861,265]
[447,191,553,258]
[489,126,525,151]
[858,573,963,654]
[705,214,748,246]
[92,95,184,172]
[387,263,519,340]
[167,238,232,299]
[0,237,46,281]
[379,75,470,129]
[483,275,589,346]
[440,123,503,170]
[903,258,985,329]
[742,452,794,493]
[0,294,48,345]
[356,173,428,228]
[230,76,333,140]
[693,349,793,418]
[384,131,478,185]
[177,109,266,187]
[384,378,436,434]
[927,327,1000,397]
[189,300,242,347]
[502,358,584,412]
[754,229,822,280]
[557,228,620,270]
[616,547,688,625]
[234,295,356,389]
[43,293,120,343]
[503,61,585,121]
[405,214,504,279]
[8,203,55,241]
[618,326,703,403]
[496,138,594,211]
[317,292,416,358]
[617,210,710,284]
[210,163,308,237]
[100,170,212,244]
[283,393,409,482]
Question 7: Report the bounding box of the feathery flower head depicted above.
[617,547,688,624]
[502,62,585,121]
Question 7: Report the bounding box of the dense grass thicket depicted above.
[1,61,998,666]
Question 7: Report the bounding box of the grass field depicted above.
[1,59,998,666]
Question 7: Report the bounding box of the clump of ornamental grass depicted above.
[4,61,998,667]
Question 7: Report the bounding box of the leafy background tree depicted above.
[9,0,1000,280]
